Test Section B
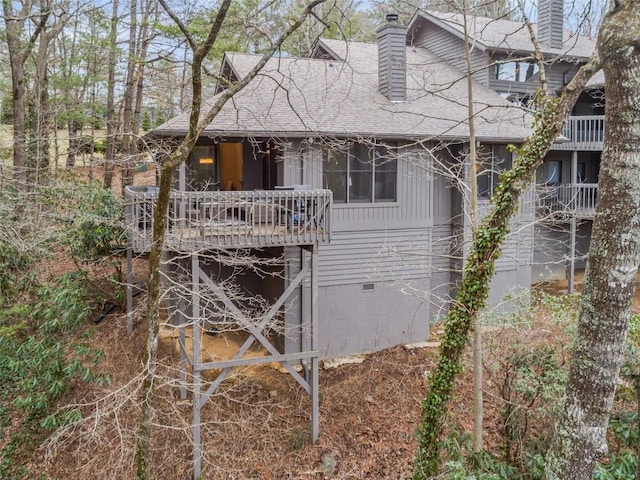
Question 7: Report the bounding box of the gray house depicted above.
[407,1,603,286]
[124,8,598,475]
[130,18,533,361]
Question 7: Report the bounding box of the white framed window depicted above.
[323,142,397,204]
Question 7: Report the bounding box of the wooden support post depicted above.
[569,150,578,294]
[311,244,319,443]
[126,247,134,336]
[569,217,577,294]
[191,255,202,480]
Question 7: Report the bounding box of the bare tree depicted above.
[3,0,50,189]
[134,1,326,477]
[104,0,119,189]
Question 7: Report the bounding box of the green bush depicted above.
[0,271,109,478]
[39,177,126,263]
[0,241,32,299]
[442,430,523,480]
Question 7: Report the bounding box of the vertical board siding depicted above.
[466,198,534,274]
[538,0,564,49]
[302,143,323,188]
[412,21,488,86]
[317,228,432,286]
[377,24,407,101]
[532,223,569,281]
[283,141,304,186]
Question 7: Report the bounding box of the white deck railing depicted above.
[554,115,605,150]
[125,186,332,252]
[535,183,598,218]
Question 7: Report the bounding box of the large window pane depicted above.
[349,144,373,203]
[374,145,397,202]
[187,145,217,191]
[323,142,398,204]
[323,148,348,203]
[476,145,493,198]
[547,160,562,184]
[496,61,539,82]
[476,145,512,199]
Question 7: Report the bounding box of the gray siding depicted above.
[411,20,489,86]
[533,220,592,282]
[282,141,305,185]
[538,0,564,49]
[330,146,432,229]
[287,141,441,357]
[315,142,434,286]
[547,62,581,93]
[279,139,537,357]
[533,223,568,281]
[317,228,431,286]
[457,145,534,313]
[377,23,407,101]
[316,282,430,358]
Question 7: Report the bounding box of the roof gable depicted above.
[408,10,596,59]
[215,54,242,94]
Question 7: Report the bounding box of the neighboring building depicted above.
[407,0,603,286]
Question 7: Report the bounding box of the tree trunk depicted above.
[7,44,28,189]
[544,3,640,479]
[66,119,80,168]
[460,3,483,455]
[104,0,119,189]
[132,0,153,137]
[34,11,51,184]
[120,0,138,193]
[412,57,601,479]
[134,3,325,476]
[2,0,50,191]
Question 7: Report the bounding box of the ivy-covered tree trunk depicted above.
[544,2,640,479]
[412,54,601,480]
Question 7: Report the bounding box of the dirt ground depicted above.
[535,269,640,312]
[36,259,640,479]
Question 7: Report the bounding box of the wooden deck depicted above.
[125,187,332,252]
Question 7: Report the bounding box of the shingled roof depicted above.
[410,10,596,59]
[152,38,532,142]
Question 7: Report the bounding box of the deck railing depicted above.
[535,183,598,218]
[125,186,332,252]
[554,115,605,150]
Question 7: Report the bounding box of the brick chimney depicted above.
[538,0,564,49]
[377,13,406,102]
